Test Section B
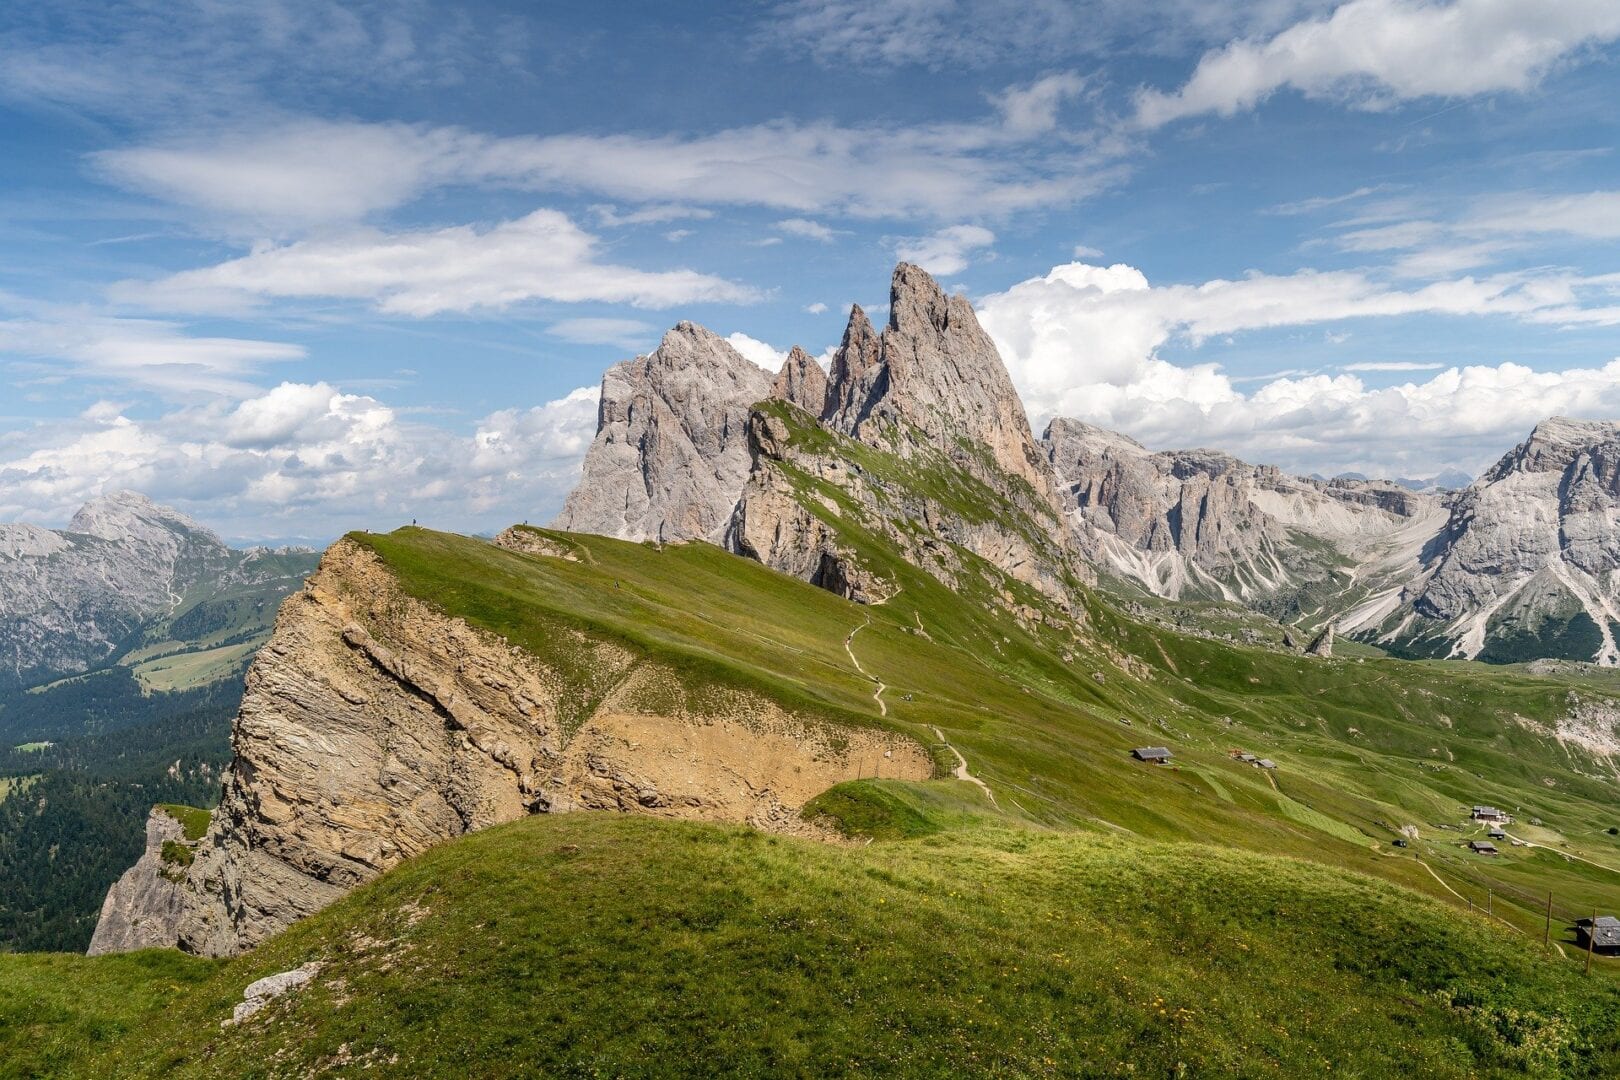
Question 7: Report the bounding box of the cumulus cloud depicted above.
[0,382,601,542]
[977,259,1620,477]
[1136,0,1620,128]
[805,302,829,314]
[113,210,759,316]
[723,332,788,370]
[895,225,996,275]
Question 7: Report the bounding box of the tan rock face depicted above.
[105,538,928,957]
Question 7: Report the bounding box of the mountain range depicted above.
[0,491,318,694]
[557,272,1620,668]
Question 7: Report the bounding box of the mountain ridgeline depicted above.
[558,269,1620,667]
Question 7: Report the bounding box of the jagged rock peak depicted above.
[824,263,1058,504]
[822,303,884,430]
[1483,416,1620,482]
[552,322,774,544]
[772,345,829,415]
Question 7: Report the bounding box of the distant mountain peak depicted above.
[68,490,220,546]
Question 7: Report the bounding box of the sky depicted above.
[2,0,1620,543]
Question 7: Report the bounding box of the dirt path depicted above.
[845,619,888,718]
[930,725,999,809]
[1409,855,1560,950]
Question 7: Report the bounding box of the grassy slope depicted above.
[46,814,1620,1079]
[341,491,1620,923]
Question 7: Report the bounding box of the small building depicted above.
[1489,827,1506,840]
[1576,916,1620,953]
[1392,838,1409,848]
[1469,840,1498,855]
[1132,746,1172,764]
[1472,805,1507,822]
[1236,752,1258,763]
[1257,759,1277,769]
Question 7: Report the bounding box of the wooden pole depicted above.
[1545,893,1552,950]
[1588,911,1597,975]
[1488,889,1493,918]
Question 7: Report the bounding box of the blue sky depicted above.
[2,0,1620,541]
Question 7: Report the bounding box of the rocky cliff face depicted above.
[102,537,929,956]
[727,266,1089,615]
[1042,419,1448,610]
[1345,418,1620,663]
[0,492,307,689]
[825,264,1062,512]
[552,323,774,543]
[87,807,202,955]
[773,345,829,415]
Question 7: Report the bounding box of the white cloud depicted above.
[547,318,660,351]
[775,218,841,242]
[977,258,1620,476]
[723,333,788,371]
[1071,243,1104,258]
[805,302,829,314]
[0,382,601,542]
[590,204,714,227]
[1467,190,1620,240]
[0,313,303,396]
[1342,361,1444,372]
[93,79,1123,230]
[664,229,694,242]
[895,225,997,275]
[114,210,759,316]
[991,73,1088,135]
[761,0,1326,69]
[1136,0,1620,128]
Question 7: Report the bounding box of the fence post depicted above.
[1487,889,1493,918]
[1545,893,1552,950]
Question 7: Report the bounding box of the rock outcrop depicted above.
[87,807,202,955]
[726,266,1090,613]
[0,492,315,690]
[824,264,1062,512]
[772,346,829,415]
[100,538,930,956]
[552,323,774,543]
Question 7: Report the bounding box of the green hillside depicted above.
[5,813,1618,1079]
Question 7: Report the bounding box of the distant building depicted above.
[1576,916,1620,953]
[1471,806,1507,822]
[1469,840,1499,855]
[1488,827,1506,840]
[1392,838,1409,848]
[1257,759,1277,769]
[1132,747,1172,763]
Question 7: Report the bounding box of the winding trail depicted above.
[844,618,888,717]
[930,725,999,809]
